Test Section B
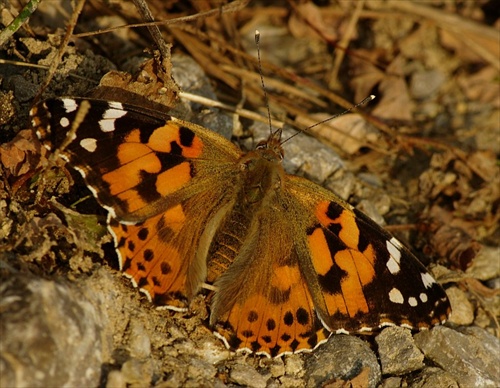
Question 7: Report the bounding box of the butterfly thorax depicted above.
[206,135,287,282]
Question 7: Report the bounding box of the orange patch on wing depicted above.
[124,128,141,144]
[113,213,187,301]
[336,210,359,249]
[162,204,186,234]
[323,292,348,315]
[104,149,160,195]
[117,190,148,213]
[148,123,203,158]
[156,162,192,196]
[271,264,301,290]
[315,201,332,227]
[315,202,360,249]
[116,142,152,164]
[308,228,334,276]
[334,249,370,315]
[362,244,377,274]
[181,133,203,158]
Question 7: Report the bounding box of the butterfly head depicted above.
[254,128,284,162]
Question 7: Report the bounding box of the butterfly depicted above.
[31,97,451,357]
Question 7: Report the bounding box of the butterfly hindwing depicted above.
[209,195,331,356]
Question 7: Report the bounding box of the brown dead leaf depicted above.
[289,2,340,42]
[457,66,500,107]
[422,205,482,271]
[0,129,42,177]
[349,49,386,103]
[371,55,413,121]
[296,113,382,155]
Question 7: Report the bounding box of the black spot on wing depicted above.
[326,201,343,221]
[138,228,149,241]
[296,307,310,325]
[318,259,347,295]
[284,311,294,326]
[143,249,154,261]
[135,170,162,203]
[247,311,258,322]
[266,319,276,331]
[179,126,196,147]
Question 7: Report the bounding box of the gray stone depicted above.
[407,366,459,388]
[0,275,104,387]
[379,376,403,388]
[304,335,381,388]
[446,286,475,326]
[128,319,151,359]
[414,326,500,387]
[261,357,285,378]
[229,363,268,388]
[375,326,424,375]
[410,69,446,99]
[284,354,305,377]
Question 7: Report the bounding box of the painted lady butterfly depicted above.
[31,97,450,357]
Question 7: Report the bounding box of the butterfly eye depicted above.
[256,141,267,150]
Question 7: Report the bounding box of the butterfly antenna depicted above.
[255,30,274,136]
[281,94,376,145]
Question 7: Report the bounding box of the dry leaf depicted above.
[372,56,413,121]
[295,113,381,154]
[0,129,41,177]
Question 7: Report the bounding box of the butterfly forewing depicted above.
[33,98,242,221]
[288,175,450,332]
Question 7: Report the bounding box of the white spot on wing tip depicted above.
[386,238,402,274]
[408,297,418,307]
[73,165,87,179]
[421,272,437,288]
[62,98,77,113]
[60,117,70,128]
[388,287,404,304]
[99,118,116,133]
[108,101,124,110]
[80,138,97,152]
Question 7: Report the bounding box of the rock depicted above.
[121,358,153,387]
[407,366,458,388]
[446,286,475,326]
[410,69,446,99]
[375,327,424,375]
[0,275,105,387]
[284,354,305,377]
[187,358,216,381]
[304,335,381,388]
[380,376,403,387]
[260,357,285,378]
[128,319,151,359]
[229,363,268,388]
[414,326,500,387]
[105,370,127,388]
